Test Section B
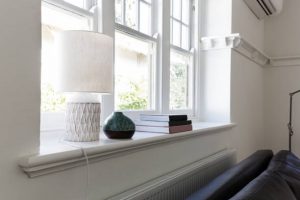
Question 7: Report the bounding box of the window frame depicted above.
[170,0,193,50]
[169,47,196,115]
[40,0,98,132]
[114,24,159,112]
[169,0,196,115]
[41,0,200,132]
[114,1,161,119]
[113,0,198,118]
[116,0,153,35]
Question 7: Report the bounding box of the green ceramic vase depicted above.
[103,112,136,139]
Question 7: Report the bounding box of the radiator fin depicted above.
[107,149,236,200]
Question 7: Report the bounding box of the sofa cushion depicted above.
[186,150,273,200]
[267,150,300,198]
[230,171,297,200]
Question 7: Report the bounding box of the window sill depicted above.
[19,122,235,178]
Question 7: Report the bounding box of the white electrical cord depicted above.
[59,137,90,200]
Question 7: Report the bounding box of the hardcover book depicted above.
[135,120,192,127]
[136,124,193,134]
[140,114,188,122]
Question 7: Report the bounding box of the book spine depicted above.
[135,120,192,127]
[168,115,188,121]
[169,125,193,133]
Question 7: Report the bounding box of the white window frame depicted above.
[113,0,198,119]
[40,0,98,132]
[41,0,200,132]
[169,0,196,116]
[113,0,161,120]
[116,0,153,35]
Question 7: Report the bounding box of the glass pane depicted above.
[125,0,138,30]
[182,0,190,25]
[42,4,90,30]
[182,25,189,50]
[172,0,181,19]
[64,0,85,8]
[115,32,155,111]
[115,0,123,24]
[41,4,90,112]
[170,50,190,110]
[144,0,152,3]
[172,20,181,47]
[140,2,151,35]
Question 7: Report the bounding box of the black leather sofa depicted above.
[187,150,300,200]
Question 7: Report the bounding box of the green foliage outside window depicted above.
[170,62,188,109]
[118,81,148,110]
[41,83,66,112]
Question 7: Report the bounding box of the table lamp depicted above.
[56,31,113,142]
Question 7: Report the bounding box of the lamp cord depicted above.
[59,137,90,200]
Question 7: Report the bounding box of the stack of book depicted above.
[135,114,192,134]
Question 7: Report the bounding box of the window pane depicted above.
[64,0,85,8]
[182,0,190,25]
[63,0,97,10]
[170,50,190,110]
[140,2,151,35]
[115,0,123,24]
[125,0,138,30]
[172,20,181,47]
[41,4,90,112]
[172,0,181,19]
[182,25,189,50]
[115,32,155,111]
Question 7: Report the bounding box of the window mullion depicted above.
[138,0,141,31]
[159,0,171,114]
[123,0,126,25]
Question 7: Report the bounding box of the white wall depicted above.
[229,0,266,160]
[265,0,300,57]
[264,0,300,156]
[264,67,300,156]
[201,0,265,160]
[201,0,232,36]
[231,0,264,51]
[0,0,269,199]
[231,52,265,159]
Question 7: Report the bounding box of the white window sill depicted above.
[19,122,235,178]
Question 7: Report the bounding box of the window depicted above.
[63,0,97,9]
[114,0,196,114]
[170,0,194,111]
[41,1,94,113]
[115,0,152,35]
[41,0,96,130]
[114,32,156,111]
[114,0,157,111]
[171,0,191,50]
[42,0,198,131]
[170,50,193,110]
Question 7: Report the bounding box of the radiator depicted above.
[107,149,236,200]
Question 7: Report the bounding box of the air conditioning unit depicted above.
[243,0,283,20]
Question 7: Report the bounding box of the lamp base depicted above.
[65,102,101,142]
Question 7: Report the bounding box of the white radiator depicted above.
[107,149,236,200]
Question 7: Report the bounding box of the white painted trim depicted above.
[200,34,300,68]
[19,123,235,178]
[233,38,269,66]
[43,0,94,17]
[201,34,269,67]
[200,34,241,50]
[269,56,300,67]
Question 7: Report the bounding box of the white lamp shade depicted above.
[56,31,113,93]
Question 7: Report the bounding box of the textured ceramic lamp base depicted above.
[65,102,101,142]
